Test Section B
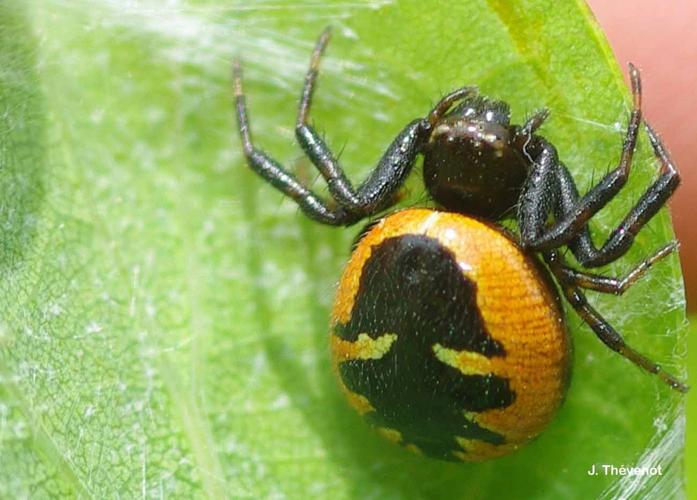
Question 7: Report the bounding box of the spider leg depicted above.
[296,27,332,127]
[233,60,356,225]
[517,140,561,245]
[547,125,679,267]
[554,241,678,294]
[294,29,476,216]
[426,86,480,125]
[519,64,643,252]
[544,250,688,393]
[519,108,550,137]
[570,123,680,266]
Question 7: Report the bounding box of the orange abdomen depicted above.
[330,208,571,461]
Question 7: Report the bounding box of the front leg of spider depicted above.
[516,64,686,392]
[515,139,561,246]
[234,27,476,226]
[521,66,681,268]
[518,64,644,253]
[233,60,353,226]
[567,121,681,267]
[520,108,550,136]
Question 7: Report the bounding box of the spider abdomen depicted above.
[330,208,572,461]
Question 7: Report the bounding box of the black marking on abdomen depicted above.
[335,234,515,460]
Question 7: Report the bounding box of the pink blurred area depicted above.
[586,0,697,311]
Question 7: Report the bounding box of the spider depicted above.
[232,28,686,459]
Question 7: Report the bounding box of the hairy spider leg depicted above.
[234,28,477,225]
[518,64,643,254]
[547,122,679,268]
[519,108,550,137]
[294,28,477,217]
[233,59,352,225]
[544,249,687,393]
[569,123,680,267]
[554,241,678,294]
[519,66,680,269]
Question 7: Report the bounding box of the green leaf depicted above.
[687,317,697,500]
[0,0,687,498]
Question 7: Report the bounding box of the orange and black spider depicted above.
[232,28,685,462]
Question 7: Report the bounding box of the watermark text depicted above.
[587,464,663,477]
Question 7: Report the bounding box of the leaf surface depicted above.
[0,1,687,498]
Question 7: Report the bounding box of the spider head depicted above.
[446,96,512,126]
[422,96,529,220]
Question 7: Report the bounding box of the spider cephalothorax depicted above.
[423,95,529,219]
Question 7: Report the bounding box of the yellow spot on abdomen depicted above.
[432,343,495,376]
[331,332,397,362]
